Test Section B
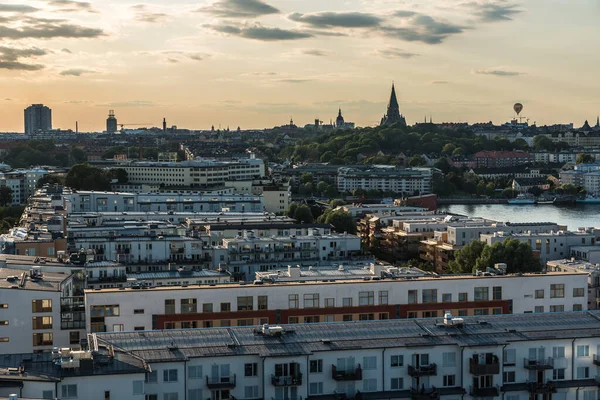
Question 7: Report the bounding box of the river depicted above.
[438,204,600,230]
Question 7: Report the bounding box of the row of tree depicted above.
[449,239,541,274]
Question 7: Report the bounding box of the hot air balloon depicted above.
[514,103,523,116]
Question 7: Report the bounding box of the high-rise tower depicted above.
[106,110,118,134]
[380,83,407,127]
[24,104,52,134]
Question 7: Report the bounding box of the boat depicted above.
[508,194,536,205]
[536,198,556,205]
[576,195,600,204]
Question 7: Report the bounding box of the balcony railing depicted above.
[527,381,556,394]
[88,275,127,283]
[271,374,302,386]
[409,387,440,400]
[469,358,500,375]
[408,364,437,377]
[206,374,236,389]
[331,365,362,381]
[594,354,600,366]
[523,357,554,370]
[272,397,302,400]
[469,385,499,397]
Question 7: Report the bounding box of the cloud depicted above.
[303,49,329,57]
[97,100,158,108]
[131,4,168,23]
[467,1,522,22]
[61,48,72,53]
[137,50,209,62]
[0,22,104,39]
[205,23,313,41]
[382,14,466,44]
[376,48,419,59]
[60,68,95,76]
[0,61,43,71]
[199,0,279,18]
[473,68,523,76]
[46,0,96,13]
[431,80,449,84]
[289,12,382,28]
[278,78,313,83]
[0,4,38,13]
[394,11,418,18]
[0,46,47,71]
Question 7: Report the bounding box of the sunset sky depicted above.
[0,0,598,132]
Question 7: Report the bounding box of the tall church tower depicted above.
[380,83,407,127]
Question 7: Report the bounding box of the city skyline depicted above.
[0,0,599,131]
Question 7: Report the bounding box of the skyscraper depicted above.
[106,110,118,134]
[380,83,407,127]
[24,104,52,134]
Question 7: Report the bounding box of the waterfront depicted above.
[438,204,600,230]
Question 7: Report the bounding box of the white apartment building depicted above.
[0,168,49,205]
[0,268,85,355]
[547,258,600,310]
[84,270,588,333]
[92,311,600,400]
[120,157,265,188]
[481,228,600,264]
[447,222,562,246]
[337,167,434,195]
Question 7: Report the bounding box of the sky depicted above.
[0,0,599,132]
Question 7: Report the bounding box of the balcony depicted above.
[408,364,437,377]
[88,275,127,283]
[410,387,440,400]
[469,385,499,397]
[331,365,362,381]
[523,357,554,370]
[206,374,236,389]
[527,382,556,394]
[272,397,302,400]
[271,373,303,386]
[594,354,600,366]
[469,358,500,375]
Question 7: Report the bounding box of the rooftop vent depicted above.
[443,311,464,327]
[261,324,284,337]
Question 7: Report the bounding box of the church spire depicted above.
[380,82,407,127]
[388,83,399,110]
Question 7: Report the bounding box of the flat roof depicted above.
[0,268,68,291]
[98,311,600,362]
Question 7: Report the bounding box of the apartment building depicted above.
[447,222,562,246]
[120,157,265,188]
[337,167,434,195]
[547,259,600,310]
[472,151,534,168]
[84,268,588,333]
[92,311,600,400]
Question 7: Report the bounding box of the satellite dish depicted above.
[514,103,523,116]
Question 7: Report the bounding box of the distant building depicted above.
[380,83,407,127]
[335,108,355,129]
[24,104,52,134]
[106,110,118,134]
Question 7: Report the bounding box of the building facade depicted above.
[24,104,52,134]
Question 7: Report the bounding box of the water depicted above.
[438,204,600,230]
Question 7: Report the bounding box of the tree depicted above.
[434,158,452,174]
[106,168,129,184]
[293,204,314,223]
[287,202,298,218]
[409,155,426,167]
[441,143,456,155]
[319,209,356,234]
[65,164,110,191]
[0,187,12,206]
[576,153,595,164]
[485,182,496,197]
[449,240,487,273]
[316,181,328,195]
[330,199,346,208]
[452,147,465,156]
[69,147,88,165]
[476,238,541,273]
[533,135,554,151]
[37,174,64,188]
[300,173,313,184]
[527,186,544,197]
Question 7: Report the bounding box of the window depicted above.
[163,369,178,382]
[408,312,418,319]
[0,338,8,342]
[146,370,158,383]
[238,296,253,311]
[503,371,515,383]
[258,296,268,310]
[577,366,590,379]
[133,381,144,395]
[503,349,516,365]
[244,386,259,399]
[181,299,197,313]
[304,293,319,308]
[70,331,80,345]
[343,297,352,307]
[474,287,489,301]
[574,304,583,311]
[220,302,231,312]
[493,286,502,300]
[359,313,374,321]
[553,346,565,358]
[343,315,352,321]
[493,308,502,315]
[310,359,323,373]
[61,385,77,399]
[188,366,202,379]
[134,309,145,314]
[32,316,52,330]
[391,355,403,367]
[33,333,52,346]
[325,298,335,308]
[289,316,299,324]
[442,293,452,303]
[577,345,590,357]
[359,291,375,306]
[422,289,437,303]
[474,308,489,316]
[535,289,545,299]
[573,288,585,297]
[165,299,175,314]
[245,363,258,377]
[458,310,467,316]
[203,303,213,313]
[164,394,178,400]
[553,369,565,380]
[550,305,565,312]
[443,375,455,387]
[551,284,565,298]
[379,291,389,305]
[32,299,52,313]
[535,306,544,313]
[390,377,403,390]
[146,396,158,400]
[309,382,323,395]
[363,356,377,370]
[363,378,377,392]
[443,352,456,367]
[408,290,418,304]
[188,389,202,400]
[458,292,468,302]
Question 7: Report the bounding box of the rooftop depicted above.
[97,311,600,362]
[0,268,68,291]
